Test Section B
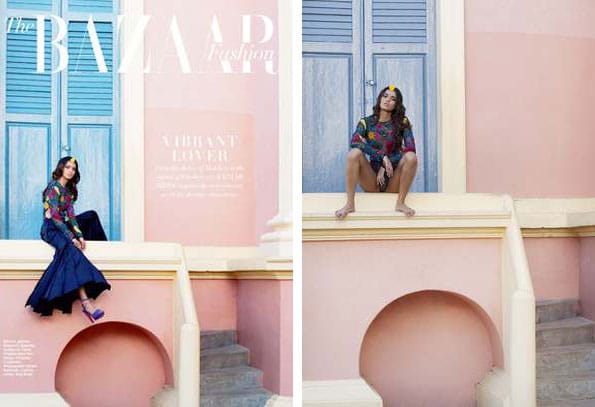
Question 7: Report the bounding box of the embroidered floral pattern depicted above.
[350,115,416,173]
[43,181,84,240]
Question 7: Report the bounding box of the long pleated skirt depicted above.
[25,214,111,316]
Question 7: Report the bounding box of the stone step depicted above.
[538,343,595,376]
[537,299,579,324]
[200,387,273,407]
[537,317,594,349]
[201,330,237,351]
[201,344,250,370]
[538,399,595,407]
[537,372,595,401]
[201,366,262,394]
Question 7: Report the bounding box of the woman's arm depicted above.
[44,184,76,240]
[64,199,84,240]
[350,119,385,162]
[388,127,417,163]
[402,127,416,154]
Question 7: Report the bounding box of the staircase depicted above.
[200,330,273,407]
[537,299,595,406]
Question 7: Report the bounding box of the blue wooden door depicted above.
[1,0,120,240]
[302,0,437,192]
[302,0,364,192]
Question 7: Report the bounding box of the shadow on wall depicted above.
[360,290,503,407]
[55,322,173,407]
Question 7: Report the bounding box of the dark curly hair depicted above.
[372,86,411,150]
[44,156,81,201]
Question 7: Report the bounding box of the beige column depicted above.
[259,0,294,261]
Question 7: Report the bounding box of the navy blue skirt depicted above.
[25,215,111,316]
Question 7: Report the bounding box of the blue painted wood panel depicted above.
[6,19,52,114]
[68,125,116,239]
[303,54,353,192]
[5,124,52,238]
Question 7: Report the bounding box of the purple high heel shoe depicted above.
[81,298,105,323]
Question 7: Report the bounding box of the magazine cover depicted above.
[0,0,293,405]
[301,0,595,406]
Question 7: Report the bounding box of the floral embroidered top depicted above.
[42,181,83,240]
[350,115,416,172]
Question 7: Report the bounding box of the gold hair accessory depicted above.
[388,85,395,91]
[69,157,76,163]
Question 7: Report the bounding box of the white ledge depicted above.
[303,194,595,233]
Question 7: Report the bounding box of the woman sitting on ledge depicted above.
[335,85,418,218]
[26,156,110,323]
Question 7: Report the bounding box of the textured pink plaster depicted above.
[524,237,580,300]
[579,237,595,320]
[466,0,595,39]
[0,280,173,394]
[143,0,278,245]
[360,291,495,407]
[303,239,502,380]
[192,279,237,330]
[466,30,595,196]
[55,322,172,407]
[237,280,292,396]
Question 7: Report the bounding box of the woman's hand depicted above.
[72,239,83,250]
[79,237,86,250]
[377,167,386,189]
[383,156,394,177]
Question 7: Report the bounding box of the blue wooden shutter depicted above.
[2,16,58,238]
[365,0,437,192]
[303,0,353,43]
[372,0,427,43]
[6,19,52,114]
[7,0,52,10]
[68,0,112,12]
[302,0,363,192]
[64,13,120,240]
[67,21,114,116]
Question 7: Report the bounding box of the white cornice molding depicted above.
[302,194,595,241]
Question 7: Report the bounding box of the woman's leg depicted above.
[78,286,99,313]
[335,148,378,218]
[76,210,108,241]
[386,152,418,216]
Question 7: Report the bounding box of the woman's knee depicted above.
[403,152,418,166]
[347,148,363,162]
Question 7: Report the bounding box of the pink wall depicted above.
[579,237,595,320]
[465,0,595,197]
[303,239,502,380]
[192,279,238,330]
[360,291,495,407]
[55,322,172,407]
[0,280,173,396]
[237,280,292,396]
[524,237,580,300]
[143,0,278,245]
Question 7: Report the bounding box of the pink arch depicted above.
[360,289,503,370]
[54,322,174,406]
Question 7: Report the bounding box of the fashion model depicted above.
[335,85,418,218]
[26,156,110,322]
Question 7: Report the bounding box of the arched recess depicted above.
[359,290,502,407]
[55,321,174,407]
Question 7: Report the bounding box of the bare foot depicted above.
[396,202,415,217]
[335,204,355,219]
